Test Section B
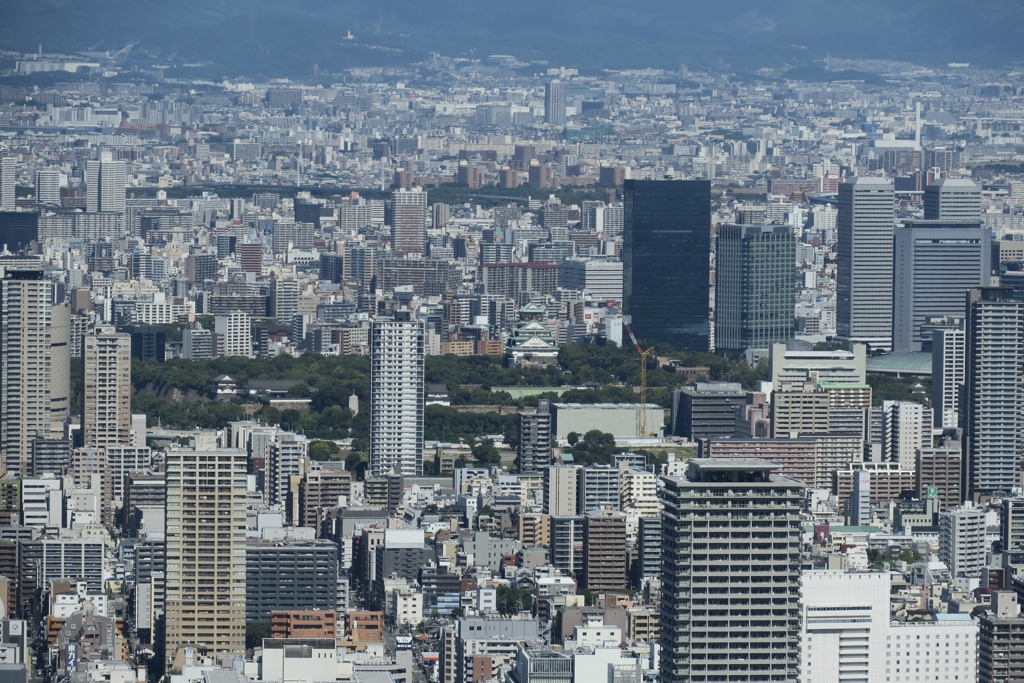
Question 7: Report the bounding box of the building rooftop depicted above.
[865,352,932,376]
[262,637,337,649]
[553,402,660,409]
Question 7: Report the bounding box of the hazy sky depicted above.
[4,0,1023,77]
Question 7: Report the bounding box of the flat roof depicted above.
[491,386,568,398]
[689,458,781,470]
[262,638,336,649]
[553,402,661,409]
[866,352,933,376]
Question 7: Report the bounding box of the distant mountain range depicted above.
[3,0,1024,78]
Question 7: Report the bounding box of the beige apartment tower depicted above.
[81,326,132,448]
[1,269,53,476]
[49,304,70,436]
[164,448,247,668]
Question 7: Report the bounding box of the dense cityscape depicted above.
[0,27,1023,683]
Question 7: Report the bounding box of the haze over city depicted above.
[0,3,1023,683]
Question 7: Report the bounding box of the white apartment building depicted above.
[215,311,252,358]
[368,312,424,477]
[939,505,987,580]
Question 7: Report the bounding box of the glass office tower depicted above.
[623,179,711,350]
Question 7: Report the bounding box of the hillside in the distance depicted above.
[3,0,1024,77]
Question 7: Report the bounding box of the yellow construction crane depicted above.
[624,322,656,437]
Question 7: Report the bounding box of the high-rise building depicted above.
[271,222,314,254]
[714,223,796,353]
[837,177,895,349]
[931,326,966,429]
[939,505,987,579]
[368,312,425,477]
[245,540,338,620]
[345,243,378,293]
[850,469,871,525]
[559,260,624,302]
[833,462,914,518]
[215,312,252,358]
[601,205,624,239]
[549,515,584,579]
[769,342,867,389]
[543,465,579,516]
[517,399,552,474]
[0,158,14,212]
[0,269,52,477]
[924,178,982,221]
[49,304,70,436]
[236,243,263,275]
[85,156,127,214]
[1001,497,1024,552]
[623,179,711,349]
[916,448,962,510]
[661,459,803,683]
[319,253,344,284]
[267,433,308,507]
[527,162,553,191]
[81,326,131,449]
[803,570,977,683]
[964,287,1024,499]
[892,219,990,353]
[0,212,39,253]
[432,203,450,230]
[34,168,60,207]
[299,461,352,530]
[269,276,300,324]
[127,324,166,362]
[185,253,218,285]
[802,571,889,682]
[544,80,566,126]
[704,438,818,487]
[576,465,620,513]
[670,382,746,440]
[163,448,247,668]
[980,592,1023,683]
[182,326,213,360]
[635,516,661,585]
[389,188,428,256]
[880,401,932,471]
[30,438,70,478]
[70,446,115,526]
[582,507,627,591]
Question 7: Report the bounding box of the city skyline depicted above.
[0,27,1022,683]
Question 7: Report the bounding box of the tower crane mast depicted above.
[623,322,656,438]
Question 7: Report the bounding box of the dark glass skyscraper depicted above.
[623,179,711,349]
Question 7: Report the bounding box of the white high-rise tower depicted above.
[86,153,127,213]
[34,168,61,207]
[837,177,895,350]
[368,310,425,477]
[0,157,15,211]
